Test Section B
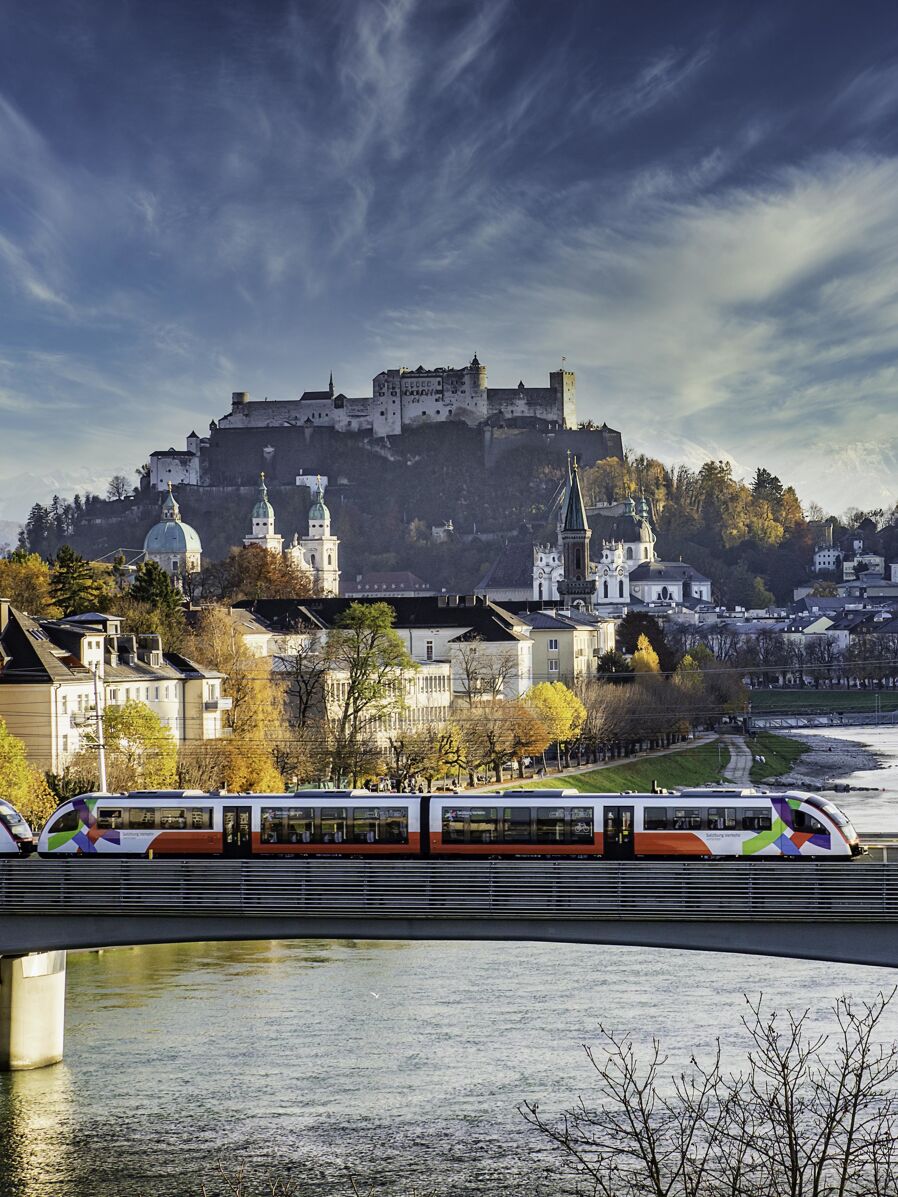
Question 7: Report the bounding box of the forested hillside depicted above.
[15,446,898,604]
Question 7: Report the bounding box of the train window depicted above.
[470,808,498,843]
[188,808,213,830]
[352,807,380,843]
[570,808,593,843]
[672,808,703,831]
[261,807,286,843]
[442,808,468,842]
[740,808,772,832]
[793,810,826,834]
[706,808,737,831]
[644,807,668,830]
[97,808,124,830]
[502,807,533,842]
[321,808,347,843]
[287,808,315,843]
[536,807,565,843]
[0,805,19,829]
[50,808,79,833]
[159,808,187,829]
[128,808,156,830]
[442,807,498,843]
[380,808,408,843]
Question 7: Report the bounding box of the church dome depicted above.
[309,479,329,521]
[252,474,275,521]
[143,485,202,556]
[143,518,202,555]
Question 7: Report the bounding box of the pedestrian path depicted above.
[721,734,753,785]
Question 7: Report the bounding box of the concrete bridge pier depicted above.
[0,951,66,1070]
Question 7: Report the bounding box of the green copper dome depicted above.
[252,474,275,521]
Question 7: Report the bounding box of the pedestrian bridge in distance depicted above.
[3,857,898,967]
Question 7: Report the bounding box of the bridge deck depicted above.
[4,859,898,966]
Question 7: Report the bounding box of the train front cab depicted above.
[0,800,35,855]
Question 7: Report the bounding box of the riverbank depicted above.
[761,730,882,788]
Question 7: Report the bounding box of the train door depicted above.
[603,806,635,860]
[222,806,253,857]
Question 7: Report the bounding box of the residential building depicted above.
[0,602,227,772]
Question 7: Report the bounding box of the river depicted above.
[3,735,898,1196]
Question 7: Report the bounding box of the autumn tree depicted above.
[325,602,416,784]
[183,604,285,791]
[199,544,316,602]
[0,550,59,617]
[526,681,586,770]
[630,633,661,675]
[74,700,178,791]
[0,717,56,829]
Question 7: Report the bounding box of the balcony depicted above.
[204,697,233,711]
[70,707,97,727]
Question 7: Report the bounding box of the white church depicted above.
[533,485,711,608]
[244,473,340,595]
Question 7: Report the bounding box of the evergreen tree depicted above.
[50,545,102,616]
[129,560,183,616]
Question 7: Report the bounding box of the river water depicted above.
[3,733,898,1197]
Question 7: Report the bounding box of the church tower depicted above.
[556,461,596,609]
[243,473,284,554]
[301,478,340,595]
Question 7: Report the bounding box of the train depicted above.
[34,787,863,859]
[0,799,36,855]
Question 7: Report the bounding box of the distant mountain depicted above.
[0,520,20,552]
[0,468,120,523]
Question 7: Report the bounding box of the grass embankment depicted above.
[749,731,808,782]
[751,690,898,714]
[518,743,730,793]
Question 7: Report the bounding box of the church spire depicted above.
[328,371,335,399]
[562,460,588,532]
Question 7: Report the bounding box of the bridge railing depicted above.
[2,859,898,922]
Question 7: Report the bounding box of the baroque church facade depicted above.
[533,463,712,609]
[243,474,340,595]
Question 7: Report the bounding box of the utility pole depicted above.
[92,665,107,793]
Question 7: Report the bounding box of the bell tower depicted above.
[557,460,596,609]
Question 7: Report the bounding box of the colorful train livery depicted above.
[36,787,862,859]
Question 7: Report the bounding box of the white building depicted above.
[0,605,227,772]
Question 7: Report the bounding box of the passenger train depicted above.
[35,787,863,859]
[0,800,36,855]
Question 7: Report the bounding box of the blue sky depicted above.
[2,0,898,520]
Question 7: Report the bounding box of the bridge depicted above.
[4,857,898,1070]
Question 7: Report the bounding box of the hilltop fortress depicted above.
[149,356,620,492]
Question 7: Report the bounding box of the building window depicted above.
[603,580,609,599]
[626,547,634,560]
[548,660,559,673]
[426,640,434,661]
[548,639,559,652]
[619,580,624,598]
[61,695,68,715]
[62,735,69,753]
[155,686,160,700]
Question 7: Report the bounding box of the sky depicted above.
[2,0,898,521]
